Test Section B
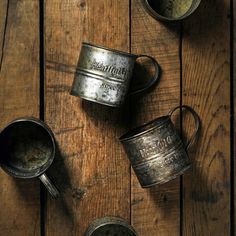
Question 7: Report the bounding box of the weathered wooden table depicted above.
[0,0,234,235]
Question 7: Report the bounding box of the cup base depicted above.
[70,90,121,108]
[141,164,192,188]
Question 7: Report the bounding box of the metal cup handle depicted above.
[130,55,160,95]
[39,173,60,198]
[168,105,201,150]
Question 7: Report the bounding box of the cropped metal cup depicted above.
[85,216,138,236]
[70,42,160,107]
[0,118,59,198]
[120,105,201,187]
[142,0,201,21]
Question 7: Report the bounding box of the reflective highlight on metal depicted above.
[120,105,201,188]
[142,0,201,21]
[0,118,59,198]
[71,42,160,107]
[85,216,138,236]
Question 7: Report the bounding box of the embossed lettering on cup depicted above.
[0,118,59,198]
[70,42,160,107]
[119,105,201,187]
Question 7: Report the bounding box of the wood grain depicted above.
[182,0,231,235]
[44,1,130,235]
[0,0,233,235]
[0,0,40,235]
[130,0,181,235]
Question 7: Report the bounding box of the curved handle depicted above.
[130,55,160,95]
[39,173,59,198]
[168,105,201,150]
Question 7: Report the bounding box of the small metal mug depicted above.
[85,216,138,236]
[0,118,59,198]
[142,0,201,21]
[119,105,201,187]
[70,42,160,107]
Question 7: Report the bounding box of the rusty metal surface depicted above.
[85,216,138,236]
[70,42,160,107]
[120,105,201,187]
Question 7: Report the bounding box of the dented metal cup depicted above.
[119,105,201,187]
[70,42,160,107]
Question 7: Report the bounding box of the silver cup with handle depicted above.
[71,42,160,107]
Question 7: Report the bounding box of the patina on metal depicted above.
[70,42,160,107]
[0,118,59,198]
[85,216,138,236]
[119,105,201,188]
[142,0,201,21]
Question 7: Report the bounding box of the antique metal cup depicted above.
[85,216,138,236]
[142,0,201,21]
[70,42,160,107]
[120,105,201,187]
[0,118,59,198]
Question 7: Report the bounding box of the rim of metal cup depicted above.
[119,115,170,142]
[82,42,137,58]
[142,0,201,22]
[0,117,56,179]
[85,216,138,236]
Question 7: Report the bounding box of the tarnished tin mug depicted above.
[0,118,59,198]
[142,0,201,21]
[120,105,201,187]
[70,42,160,107]
[85,216,138,236]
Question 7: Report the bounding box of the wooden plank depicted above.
[130,0,181,235]
[182,0,231,235]
[44,1,130,235]
[0,1,40,235]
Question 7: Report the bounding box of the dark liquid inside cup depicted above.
[0,121,52,173]
[147,0,193,18]
[91,224,136,236]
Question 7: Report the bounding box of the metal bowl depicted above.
[85,217,138,236]
[142,0,201,21]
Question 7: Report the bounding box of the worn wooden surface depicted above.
[182,0,231,235]
[44,1,130,235]
[0,0,234,235]
[0,1,40,236]
[130,0,181,235]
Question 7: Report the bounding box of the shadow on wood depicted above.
[46,143,84,223]
[81,100,130,136]
[182,0,228,44]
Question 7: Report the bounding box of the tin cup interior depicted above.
[85,217,138,236]
[143,0,201,21]
[0,118,59,198]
